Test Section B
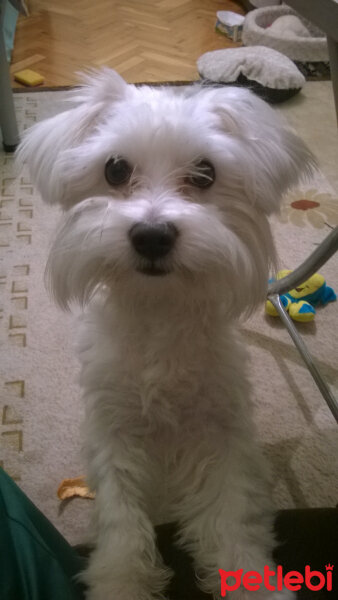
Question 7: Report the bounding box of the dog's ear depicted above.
[212,87,316,214]
[16,68,128,207]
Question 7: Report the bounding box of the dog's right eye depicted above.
[188,159,215,189]
[105,157,133,186]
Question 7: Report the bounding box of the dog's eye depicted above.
[188,160,215,189]
[105,157,132,186]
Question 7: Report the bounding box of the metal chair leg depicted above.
[267,227,338,423]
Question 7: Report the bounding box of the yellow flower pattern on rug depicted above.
[279,188,338,229]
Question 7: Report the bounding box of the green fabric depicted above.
[0,468,85,600]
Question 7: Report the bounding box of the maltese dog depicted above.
[18,69,314,600]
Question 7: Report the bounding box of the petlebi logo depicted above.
[219,564,334,596]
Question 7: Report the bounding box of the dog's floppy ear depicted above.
[16,68,128,207]
[212,87,316,214]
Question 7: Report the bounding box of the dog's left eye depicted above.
[105,157,133,186]
[188,160,215,189]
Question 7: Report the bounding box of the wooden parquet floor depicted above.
[10,0,245,88]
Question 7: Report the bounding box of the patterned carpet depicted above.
[0,83,337,545]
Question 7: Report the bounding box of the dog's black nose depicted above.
[129,222,178,260]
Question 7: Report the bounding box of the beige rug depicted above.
[0,83,337,545]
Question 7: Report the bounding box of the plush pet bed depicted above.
[242,5,328,63]
[197,46,305,104]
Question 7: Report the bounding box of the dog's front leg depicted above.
[176,434,294,600]
[82,397,170,600]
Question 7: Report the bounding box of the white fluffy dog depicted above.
[18,70,314,600]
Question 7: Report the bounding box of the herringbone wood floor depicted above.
[10,0,245,87]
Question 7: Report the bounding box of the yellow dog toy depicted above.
[266,270,336,323]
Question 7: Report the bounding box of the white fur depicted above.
[269,15,311,39]
[18,69,315,599]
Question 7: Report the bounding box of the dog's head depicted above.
[18,69,315,316]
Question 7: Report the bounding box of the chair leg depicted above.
[267,227,338,423]
[0,4,19,152]
[268,293,338,423]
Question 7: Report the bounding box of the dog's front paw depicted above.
[83,561,170,600]
[85,580,159,600]
[219,588,295,600]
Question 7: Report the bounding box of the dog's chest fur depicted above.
[78,294,250,431]
[77,295,255,522]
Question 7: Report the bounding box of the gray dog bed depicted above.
[197,46,305,104]
[242,5,328,63]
